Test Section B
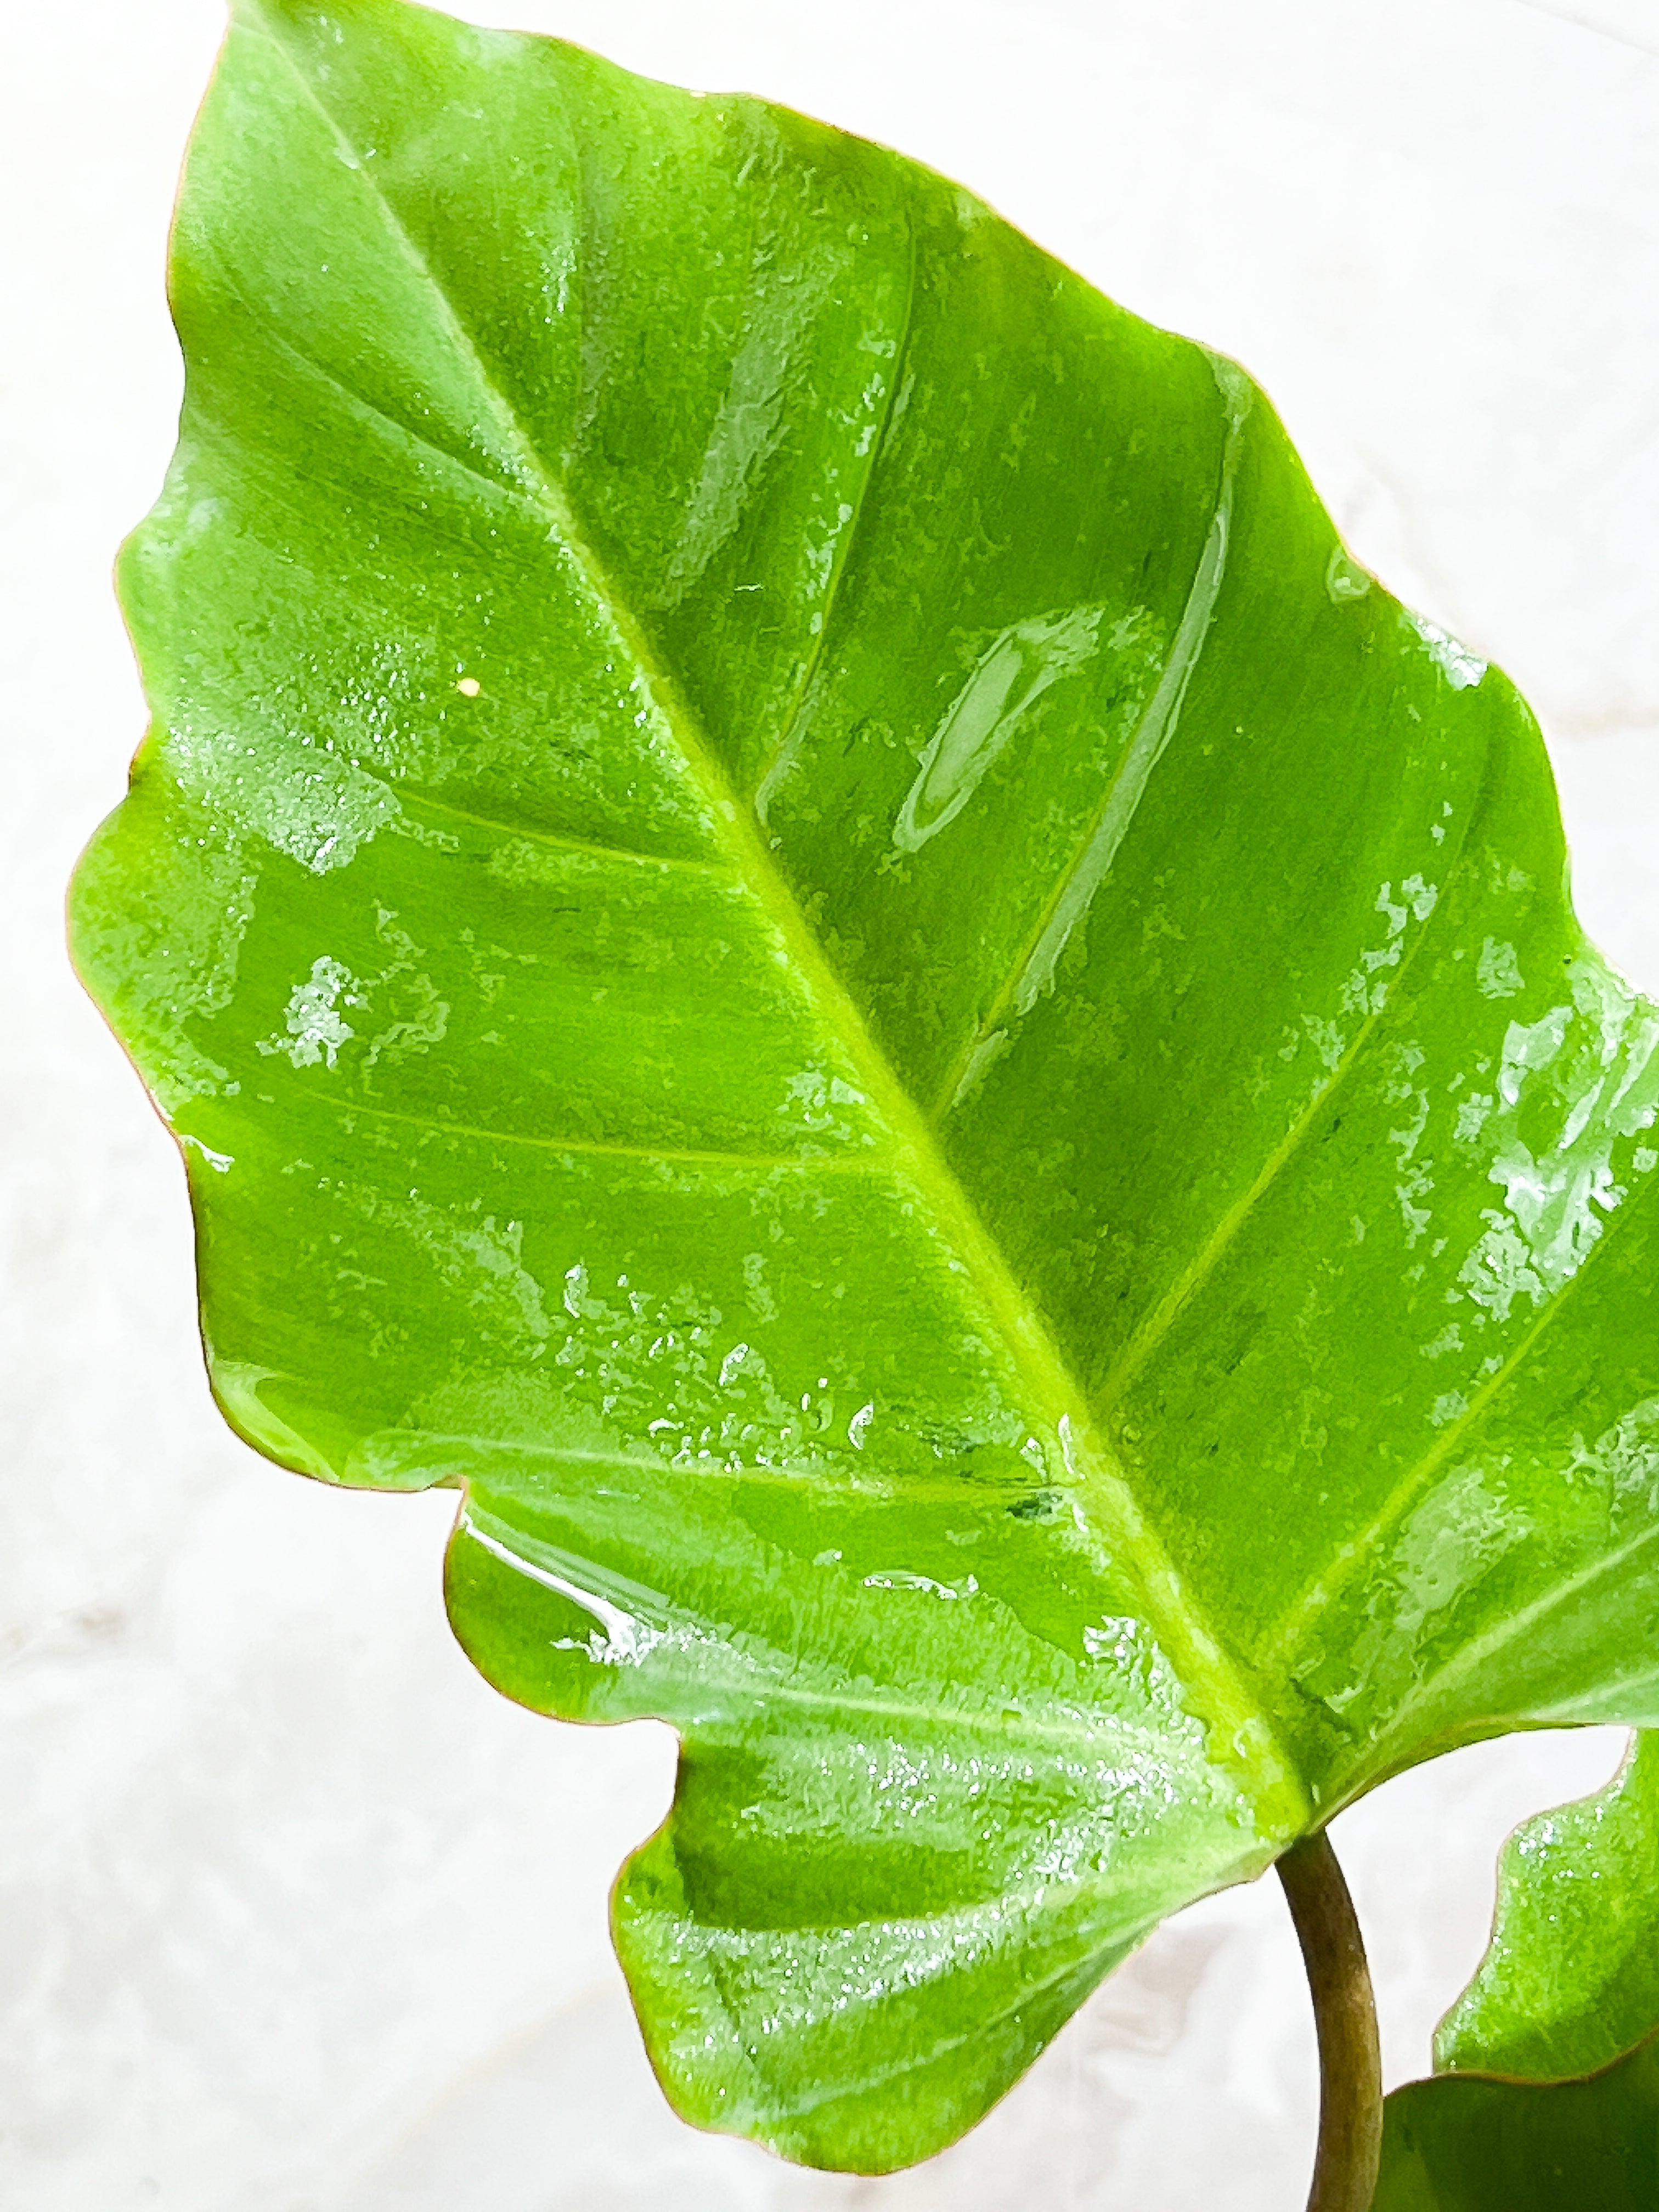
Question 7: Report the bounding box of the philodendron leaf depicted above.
[1375,1735,1659,2207]
[1437,1730,1659,2082]
[70,0,1659,2172]
[1374,2030,1659,2211]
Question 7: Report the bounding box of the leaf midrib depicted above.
[236,1,1310,1838]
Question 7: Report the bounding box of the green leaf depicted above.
[1437,1730,1659,2081]
[1378,1735,1659,2208]
[1374,2030,1659,2211]
[69,0,1659,2172]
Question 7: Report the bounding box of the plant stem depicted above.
[1277,1830,1383,2212]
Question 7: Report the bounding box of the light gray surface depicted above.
[2,1,1654,2204]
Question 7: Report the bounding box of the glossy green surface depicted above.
[1439,1731,1659,2081]
[70,0,1659,2171]
[1375,2032,1659,2210]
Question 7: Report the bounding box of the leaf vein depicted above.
[1263,1161,1659,1673]
[396,787,730,876]
[1091,736,1489,1418]
[927,359,1250,1126]
[460,1510,1190,1753]
[297,1090,894,1174]
[1367,1511,1659,1774]
[749,206,919,808]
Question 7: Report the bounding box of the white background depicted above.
[3,0,1657,2204]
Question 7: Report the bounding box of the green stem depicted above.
[1277,1830,1384,2212]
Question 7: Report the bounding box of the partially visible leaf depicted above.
[1437,1730,1659,2081]
[69,0,1659,2172]
[1380,1734,1659,2208]
[1374,2030,1659,2211]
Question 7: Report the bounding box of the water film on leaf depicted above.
[70,0,1659,2172]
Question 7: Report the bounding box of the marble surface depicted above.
[2,0,1656,2204]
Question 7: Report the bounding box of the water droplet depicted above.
[1324,546,1373,603]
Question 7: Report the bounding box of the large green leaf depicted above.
[70,0,1659,2172]
[1374,2031,1659,2211]
[1437,1730,1659,2082]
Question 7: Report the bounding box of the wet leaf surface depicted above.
[70,0,1659,2171]
[1438,1730,1659,2083]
